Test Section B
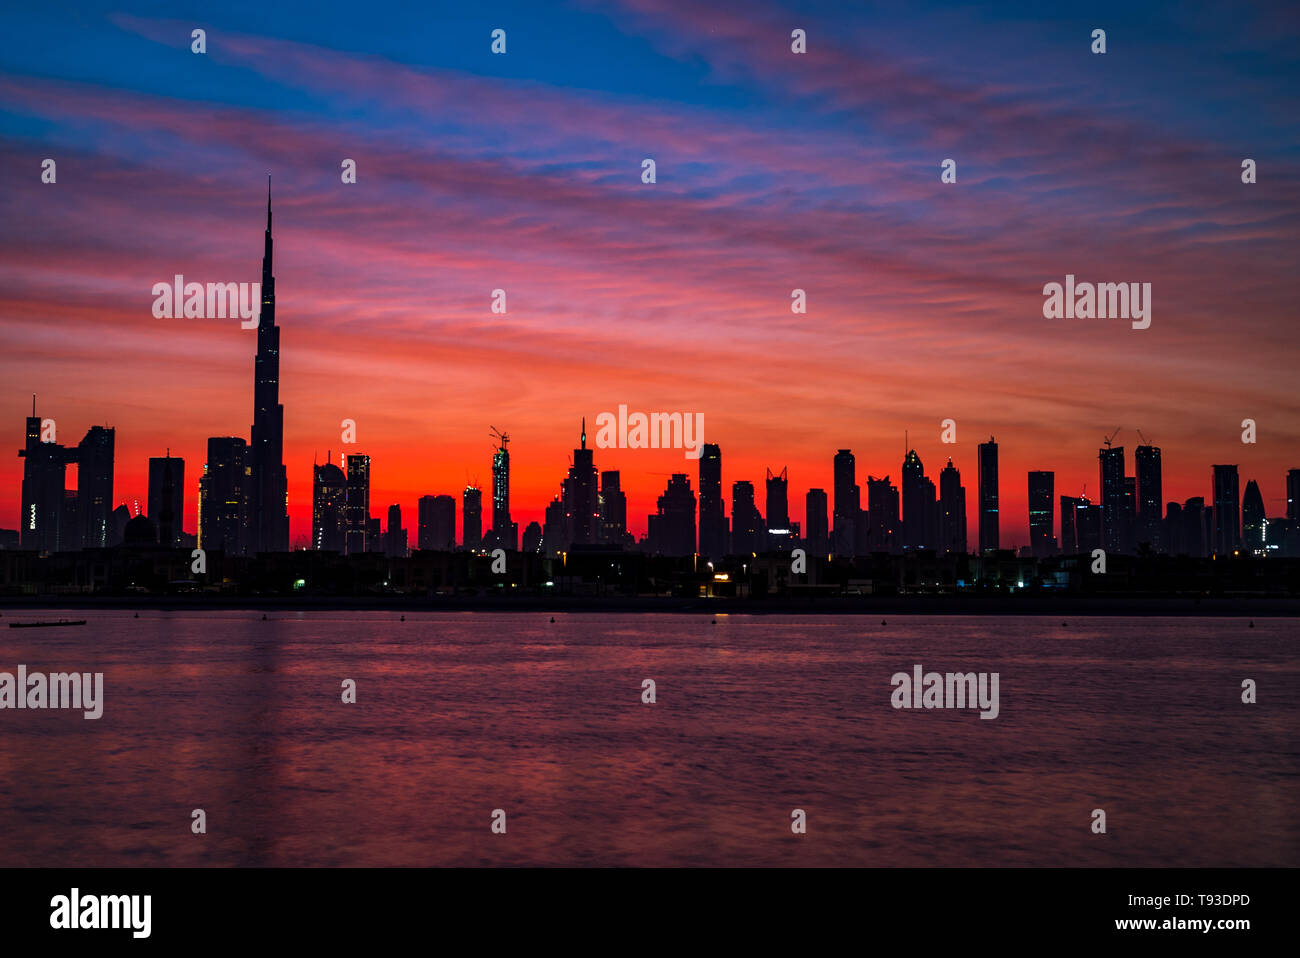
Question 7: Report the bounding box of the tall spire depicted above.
[581,417,586,450]
[251,178,288,553]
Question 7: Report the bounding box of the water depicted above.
[0,612,1295,866]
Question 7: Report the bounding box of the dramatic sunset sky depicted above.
[1,0,1297,547]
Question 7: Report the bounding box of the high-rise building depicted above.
[418,494,456,551]
[647,474,696,556]
[18,399,75,552]
[75,426,114,550]
[832,449,858,556]
[62,491,79,549]
[1242,480,1266,553]
[599,471,631,547]
[1163,501,1184,556]
[148,454,185,548]
[765,467,789,548]
[1212,464,1240,555]
[1182,497,1209,557]
[542,497,566,556]
[249,179,290,554]
[1060,495,1080,555]
[199,437,250,555]
[522,521,542,554]
[1027,471,1055,557]
[938,458,967,554]
[1135,444,1163,552]
[1122,476,1137,553]
[730,481,763,555]
[1099,444,1127,555]
[386,504,407,557]
[866,476,899,553]
[345,454,371,555]
[462,485,482,550]
[698,443,726,559]
[109,503,130,547]
[1075,495,1101,556]
[563,419,599,547]
[805,488,828,555]
[311,458,347,552]
[901,450,936,551]
[1287,469,1299,521]
[901,450,922,550]
[490,431,516,550]
[978,437,999,553]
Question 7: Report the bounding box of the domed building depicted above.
[312,457,348,552]
[122,514,158,547]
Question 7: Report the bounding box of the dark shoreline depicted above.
[1,594,1297,616]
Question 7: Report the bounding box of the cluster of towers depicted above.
[13,187,1299,563]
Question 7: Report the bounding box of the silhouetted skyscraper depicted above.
[418,495,456,550]
[1135,444,1163,552]
[148,454,185,548]
[832,449,858,556]
[698,443,726,559]
[312,458,347,552]
[1163,501,1183,556]
[978,437,998,553]
[648,474,696,556]
[199,436,249,555]
[901,450,936,551]
[599,471,630,547]
[1122,476,1137,553]
[345,454,370,555]
[765,467,789,548]
[76,426,114,550]
[1287,469,1299,521]
[563,419,599,547]
[542,496,565,556]
[522,521,542,554]
[18,398,74,552]
[1060,495,1080,555]
[1075,495,1101,556]
[1027,471,1055,558]
[1099,444,1126,555]
[866,476,899,553]
[1242,479,1265,553]
[1212,464,1240,555]
[462,485,482,549]
[730,480,763,555]
[805,488,828,555]
[249,179,289,554]
[386,503,406,557]
[938,458,966,554]
[1181,496,1209,557]
[490,431,516,550]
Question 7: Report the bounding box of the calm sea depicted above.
[0,611,1295,867]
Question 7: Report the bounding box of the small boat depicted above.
[8,619,87,629]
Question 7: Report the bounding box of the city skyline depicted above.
[1,2,1297,551]
[12,387,1299,559]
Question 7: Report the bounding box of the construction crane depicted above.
[489,426,510,452]
[1136,429,1153,446]
[1103,427,1121,449]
